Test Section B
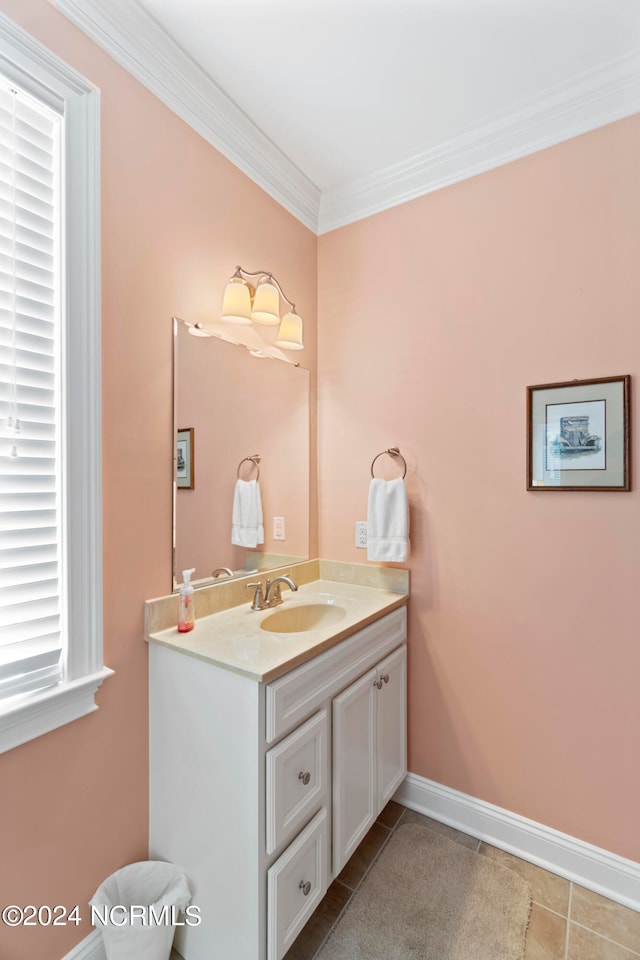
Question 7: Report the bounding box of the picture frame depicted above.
[527,376,630,491]
[176,427,194,490]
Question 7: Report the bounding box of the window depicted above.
[0,15,109,752]
[0,75,64,700]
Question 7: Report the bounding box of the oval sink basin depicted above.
[260,601,347,634]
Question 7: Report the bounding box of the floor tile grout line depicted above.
[310,891,354,960]
[569,919,640,957]
[563,884,572,960]
[351,821,395,892]
[532,900,569,920]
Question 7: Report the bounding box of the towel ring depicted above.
[370,447,407,479]
[237,454,261,480]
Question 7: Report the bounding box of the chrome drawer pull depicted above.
[298,771,311,786]
[299,880,311,896]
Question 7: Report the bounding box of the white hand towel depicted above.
[231,479,264,548]
[367,477,409,562]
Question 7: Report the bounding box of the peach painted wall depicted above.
[0,2,317,958]
[318,115,640,863]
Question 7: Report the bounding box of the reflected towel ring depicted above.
[370,447,407,479]
[237,454,261,481]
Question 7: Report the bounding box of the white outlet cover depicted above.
[355,521,367,548]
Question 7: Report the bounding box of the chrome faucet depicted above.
[264,575,297,606]
[212,567,233,578]
[247,574,297,611]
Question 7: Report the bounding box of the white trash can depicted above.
[90,860,192,960]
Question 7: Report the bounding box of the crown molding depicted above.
[54,0,640,236]
[318,49,640,233]
[54,0,321,232]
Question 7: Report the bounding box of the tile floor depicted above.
[284,802,640,960]
[170,802,640,959]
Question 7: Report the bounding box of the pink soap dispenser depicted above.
[178,568,196,632]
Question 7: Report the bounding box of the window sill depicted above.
[0,668,114,754]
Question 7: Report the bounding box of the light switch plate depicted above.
[273,516,285,541]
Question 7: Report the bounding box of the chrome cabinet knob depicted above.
[298,771,311,786]
[299,880,311,896]
[374,678,383,689]
[382,673,389,684]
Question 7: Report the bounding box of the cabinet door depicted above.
[332,666,377,875]
[376,645,407,809]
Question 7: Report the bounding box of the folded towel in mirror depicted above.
[232,479,264,548]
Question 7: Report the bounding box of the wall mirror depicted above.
[172,317,310,590]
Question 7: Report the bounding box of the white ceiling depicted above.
[56,0,640,231]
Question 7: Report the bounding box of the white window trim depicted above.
[0,15,111,753]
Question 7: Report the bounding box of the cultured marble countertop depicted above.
[147,578,408,683]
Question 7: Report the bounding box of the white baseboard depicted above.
[395,773,640,912]
[61,930,105,960]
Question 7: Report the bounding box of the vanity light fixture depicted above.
[221,266,304,351]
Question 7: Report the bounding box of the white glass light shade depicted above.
[221,278,252,324]
[275,311,304,350]
[251,280,281,325]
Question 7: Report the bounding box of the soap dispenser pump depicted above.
[178,568,196,632]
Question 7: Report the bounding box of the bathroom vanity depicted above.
[147,564,408,960]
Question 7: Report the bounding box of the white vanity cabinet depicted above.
[149,603,406,960]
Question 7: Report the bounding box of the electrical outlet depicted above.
[355,521,367,548]
[273,516,285,541]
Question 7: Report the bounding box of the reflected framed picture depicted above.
[527,375,630,491]
[177,427,194,489]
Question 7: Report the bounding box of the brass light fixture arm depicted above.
[231,265,297,312]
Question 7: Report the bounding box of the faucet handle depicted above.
[246,581,264,610]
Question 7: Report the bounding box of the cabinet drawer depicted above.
[266,709,328,856]
[266,606,406,742]
[267,807,328,960]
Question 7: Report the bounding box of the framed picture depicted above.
[527,375,630,491]
[176,427,194,489]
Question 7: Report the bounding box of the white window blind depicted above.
[0,76,64,702]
